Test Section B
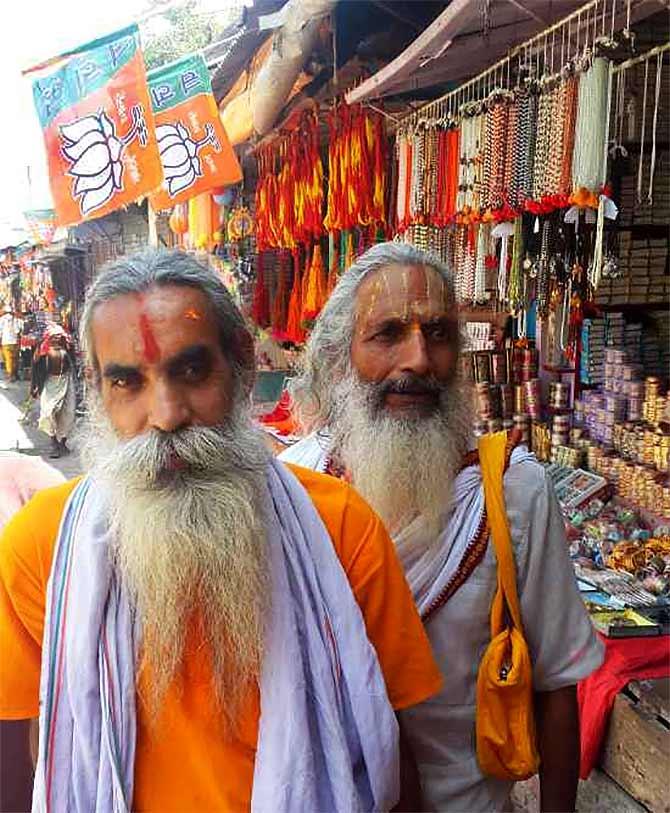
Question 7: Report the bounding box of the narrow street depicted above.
[0,377,81,480]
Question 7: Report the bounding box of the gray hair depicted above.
[80,248,254,392]
[290,241,457,432]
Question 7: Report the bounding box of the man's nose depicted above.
[147,380,190,433]
[397,327,430,378]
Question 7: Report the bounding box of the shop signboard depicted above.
[148,54,241,211]
[28,25,162,227]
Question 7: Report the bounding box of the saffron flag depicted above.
[148,54,242,211]
[28,25,162,227]
[23,209,58,245]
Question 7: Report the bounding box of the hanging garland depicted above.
[324,103,387,233]
[255,110,324,251]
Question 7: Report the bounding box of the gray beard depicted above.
[75,398,271,725]
[329,375,472,537]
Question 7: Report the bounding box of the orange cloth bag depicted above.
[476,431,540,781]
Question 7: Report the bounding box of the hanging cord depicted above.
[559,278,572,352]
[647,51,663,205]
[636,57,650,204]
[600,58,614,190]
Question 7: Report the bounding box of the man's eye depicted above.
[182,363,208,382]
[111,376,140,391]
[374,325,402,341]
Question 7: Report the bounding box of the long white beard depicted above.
[76,400,271,724]
[330,375,472,538]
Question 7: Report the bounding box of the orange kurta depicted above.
[0,465,442,812]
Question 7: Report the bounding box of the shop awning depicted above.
[345,0,662,102]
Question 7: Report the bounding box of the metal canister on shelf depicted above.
[604,393,626,421]
[513,412,531,445]
[549,381,570,410]
[499,384,513,419]
[474,351,492,384]
[627,380,645,398]
[514,384,526,414]
[491,352,507,385]
[627,396,644,422]
[506,348,514,384]
[487,418,503,434]
[475,382,493,419]
[458,354,475,383]
[489,385,502,419]
[524,378,541,419]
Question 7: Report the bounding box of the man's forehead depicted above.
[90,285,216,366]
[354,264,453,323]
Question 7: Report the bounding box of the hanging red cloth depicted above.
[578,633,670,779]
[251,253,270,328]
[446,128,460,220]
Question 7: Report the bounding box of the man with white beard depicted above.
[281,242,604,813]
[0,249,443,813]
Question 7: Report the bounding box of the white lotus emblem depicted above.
[156,121,220,197]
[59,106,148,216]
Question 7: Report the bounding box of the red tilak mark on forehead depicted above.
[138,312,160,363]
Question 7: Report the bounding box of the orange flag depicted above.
[148,54,241,210]
[27,25,162,227]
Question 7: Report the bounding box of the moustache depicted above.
[108,423,266,488]
[379,375,444,397]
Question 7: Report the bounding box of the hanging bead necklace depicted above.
[647,51,664,205]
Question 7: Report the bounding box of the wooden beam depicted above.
[372,1,423,33]
[503,0,550,26]
[345,0,479,104]
[379,18,541,96]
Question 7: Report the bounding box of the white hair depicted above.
[289,241,459,433]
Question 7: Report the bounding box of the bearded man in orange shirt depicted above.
[0,249,441,813]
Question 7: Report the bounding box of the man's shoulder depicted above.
[1,477,81,578]
[285,463,383,559]
[285,462,354,518]
[278,432,329,471]
[504,454,547,506]
[22,477,81,517]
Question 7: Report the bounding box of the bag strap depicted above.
[478,431,524,637]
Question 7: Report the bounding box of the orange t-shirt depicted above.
[0,465,442,812]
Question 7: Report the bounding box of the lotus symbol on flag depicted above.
[59,106,149,216]
[156,121,221,197]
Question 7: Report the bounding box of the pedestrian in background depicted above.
[0,307,23,382]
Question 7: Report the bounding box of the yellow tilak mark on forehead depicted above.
[401,266,410,321]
